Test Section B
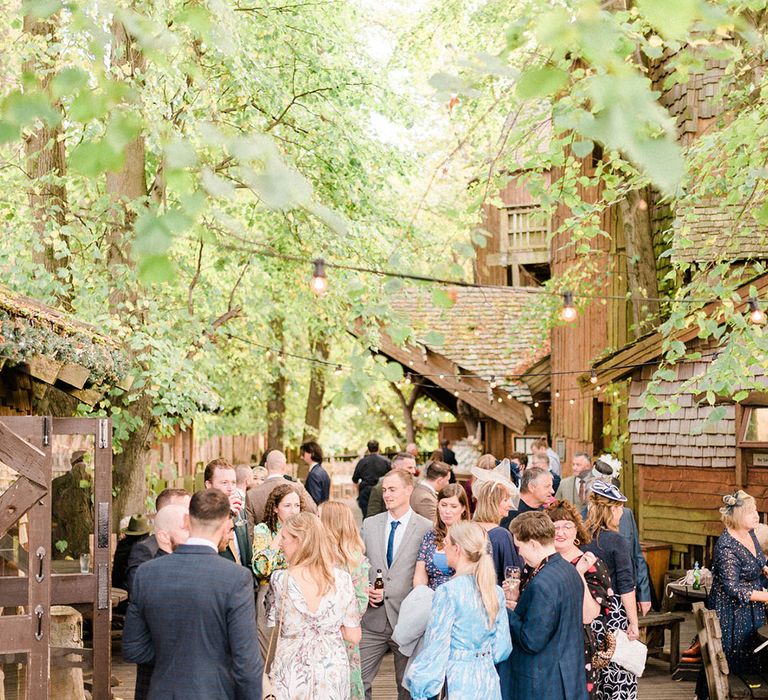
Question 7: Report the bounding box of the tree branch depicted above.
[187,238,204,315]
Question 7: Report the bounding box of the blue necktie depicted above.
[386,520,400,568]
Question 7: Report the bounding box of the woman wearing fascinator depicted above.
[696,490,768,699]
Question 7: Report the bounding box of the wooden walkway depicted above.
[111,614,697,698]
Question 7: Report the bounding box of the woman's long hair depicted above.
[263,483,302,532]
[319,501,365,570]
[281,512,335,595]
[447,521,498,628]
[434,484,470,547]
[584,492,620,542]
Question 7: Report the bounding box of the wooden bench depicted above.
[638,611,686,672]
[694,602,768,699]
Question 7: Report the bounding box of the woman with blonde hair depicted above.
[267,512,361,699]
[319,501,369,700]
[405,521,512,699]
[696,491,768,699]
[473,480,523,584]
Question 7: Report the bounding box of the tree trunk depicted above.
[390,379,423,446]
[266,316,287,451]
[302,337,329,441]
[105,18,150,524]
[23,12,72,308]
[619,188,660,336]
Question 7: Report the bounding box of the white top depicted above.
[185,537,218,552]
[385,508,413,562]
[547,447,562,476]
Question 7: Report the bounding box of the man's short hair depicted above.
[520,467,549,493]
[204,458,234,483]
[510,452,528,467]
[440,439,449,448]
[189,489,230,525]
[509,511,555,544]
[426,461,451,481]
[530,453,550,469]
[265,450,287,472]
[391,452,414,467]
[367,440,379,453]
[155,488,190,512]
[531,437,549,450]
[383,468,413,488]
[574,451,591,462]
[300,440,323,464]
[235,465,253,487]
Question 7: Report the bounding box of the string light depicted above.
[748,297,766,325]
[590,369,598,384]
[334,364,343,375]
[534,401,540,407]
[310,258,328,295]
[454,390,459,396]
[569,398,575,405]
[405,372,412,384]
[561,292,577,322]
[497,397,503,403]
[507,393,513,399]
[555,391,561,398]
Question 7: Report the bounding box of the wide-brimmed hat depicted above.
[123,514,151,536]
[590,480,627,503]
[471,459,520,508]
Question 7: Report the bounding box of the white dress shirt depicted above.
[385,508,413,563]
[185,537,218,552]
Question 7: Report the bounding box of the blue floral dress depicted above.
[404,574,512,700]
[417,530,454,590]
[708,529,767,674]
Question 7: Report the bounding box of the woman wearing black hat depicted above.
[584,482,639,700]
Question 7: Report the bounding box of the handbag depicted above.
[611,629,648,677]
[263,578,288,700]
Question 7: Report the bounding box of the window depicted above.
[506,204,549,253]
[744,407,768,443]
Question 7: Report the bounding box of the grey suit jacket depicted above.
[361,510,432,633]
[555,476,590,508]
[409,483,437,522]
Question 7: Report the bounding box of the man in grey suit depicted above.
[554,452,593,508]
[123,489,262,699]
[360,468,431,700]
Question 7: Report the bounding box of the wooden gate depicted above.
[0,417,112,699]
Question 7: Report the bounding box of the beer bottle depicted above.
[374,569,384,592]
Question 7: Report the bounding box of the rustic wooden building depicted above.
[365,286,551,458]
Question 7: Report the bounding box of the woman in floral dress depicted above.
[268,512,361,700]
[252,483,303,661]
[320,501,370,700]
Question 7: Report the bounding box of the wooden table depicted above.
[667,582,709,602]
[638,612,687,672]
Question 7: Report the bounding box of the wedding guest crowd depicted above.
[122,445,681,700]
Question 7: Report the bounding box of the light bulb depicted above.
[569,398,575,405]
[334,364,343,375]
[454,390,459,397]
[310,258,328,295]
[748,297,766,325]
[534,401,540,408]
[497,397,502,403]
[561,291,577,322]
[590,369,598,384]
[555,391,560,398]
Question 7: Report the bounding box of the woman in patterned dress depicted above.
[405,521,512,700]
[546,499,617,700]
[252,483,303,662]
[413,484,470,590]
[268,512,361,700]
[696,491,768,699]
[584,482,639,700]
[319,501,370,700]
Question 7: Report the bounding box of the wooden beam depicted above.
[375,333,530,433]
[0,476,46,538]
[0,418,47,486]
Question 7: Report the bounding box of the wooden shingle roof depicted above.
[388,286,549,402]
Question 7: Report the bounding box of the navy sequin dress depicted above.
[707,529,767,674]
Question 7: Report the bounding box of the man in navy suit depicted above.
[123,489,262,700]
[504,512,588,700]
[301,440,330,505]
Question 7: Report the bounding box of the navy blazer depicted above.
[125,535,159,597]
[123,544,262,700]
[305,463,331,505]
[505,555,588,700]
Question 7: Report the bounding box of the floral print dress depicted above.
[268,568,361,700]
[346,553,370,700]
[417,530,454,590]
[251,522,286,584]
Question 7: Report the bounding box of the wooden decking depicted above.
[111,613,697,699]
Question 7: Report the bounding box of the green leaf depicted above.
[754,201,768,226]
[517,67,568,99]
[51,68,89,99]
[69,140,124,178]
[422,330,445,346]
[708,405,726,423]
[133,211,174,257]
[387,324,409,345]
[431,288,455,309]
[3,91,59,127]
[381,363,403,383]
[138,255,176,284]
[571,140,594,158]
[165,140,198,169]
[383,278,403,295]
[105,111,142,151]
[68,90,106,122]
[0,120,19,144]
[636,0,698,41]
[22,0,63,18]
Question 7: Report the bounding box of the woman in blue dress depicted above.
[405,521,512,700]
[413,484,470,589]
[697,491,768,699]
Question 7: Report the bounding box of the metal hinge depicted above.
[98,419,109,449]
[42,417,49,447]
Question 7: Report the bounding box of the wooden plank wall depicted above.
[549,157,631,478]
